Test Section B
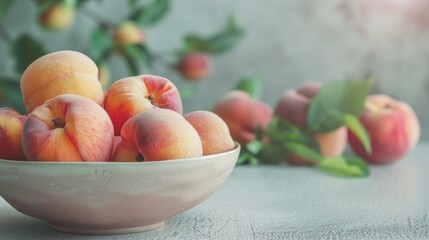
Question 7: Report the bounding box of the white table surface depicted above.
[1,144,428,240]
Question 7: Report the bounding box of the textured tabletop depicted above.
[1,144,428,240]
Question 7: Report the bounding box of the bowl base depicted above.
[49,221,165,235]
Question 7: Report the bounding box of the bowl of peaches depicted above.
[0,51,240,234]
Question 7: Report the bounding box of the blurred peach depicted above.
[213,90,272,145]
[177,53,211,81]
[39,2,75,31]
[349,94,420,164]
[113,21,145,45]
[98,64,112,90]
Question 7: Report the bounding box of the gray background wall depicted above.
[1,0,428,140]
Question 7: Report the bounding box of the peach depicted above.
[98,64,111,90]
[112,108,202,162]
[104,74,183,136]
[177,53,211,81]
[22,94,114,162]
[39,2,75,31]
[184,111,235,155]
[274,82,347,164]
[113,21,145,45]
[348,94,420,164]
[0,108,27,160]
[213,90,273,145]
[274,83,321,129]
[20,51,104,113]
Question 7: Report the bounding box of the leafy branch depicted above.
[0,0,245,110]
[237,79,373,178]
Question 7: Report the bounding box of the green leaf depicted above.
[317,156,370,177]
[246,140,263,155]
[89,26,113,65]
[237,151,259,165]
[121,44,153,75]
[0,0,13,18]
[254,125,264,141]
[75,0,90,9]
[124,56,139,76]
[10,34,46,75]
[128,0,139,8]
[184,15,244,55]
[0,77,26,114]
[129,0,170,26]
[258,143,286,165]
[344,114,371,154]
[234,76,262,99]
[266,118,319,151]
[283,142,323,163]
[260,117,321,164]
[307,79,373,133]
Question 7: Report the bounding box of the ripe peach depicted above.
[112,108,202,162]
[21,51,104,113]
[177,53,211,81]
[104,74,182,136]
[213,90,273,145]
[274,83,321,129]
[22,94,114,162]
[113,21,145,45]
[39,2,75,31]
[98,64,111,90]
[348,94,420,164]
[184,111,235,155]
[0,108,27,160]
[274,82,347,164]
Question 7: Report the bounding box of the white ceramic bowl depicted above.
[0,143,240,235]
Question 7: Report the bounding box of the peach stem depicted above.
[135,153,144,162]
[146,95,155,104]
[52,118,65,128]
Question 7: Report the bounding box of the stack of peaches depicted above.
[0,51,235,162]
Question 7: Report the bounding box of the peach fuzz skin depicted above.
[22,94,114,162]
[20,51,104,113]
[0,108,27,160]
[274,82,347,164]
[112,108,202,162]
[177,53,211,81]
[104,75,183,136]
[184,111,235,155]
[213,90,273,145]
[348,94,420,164]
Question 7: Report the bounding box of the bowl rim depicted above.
[0,142,240,166]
